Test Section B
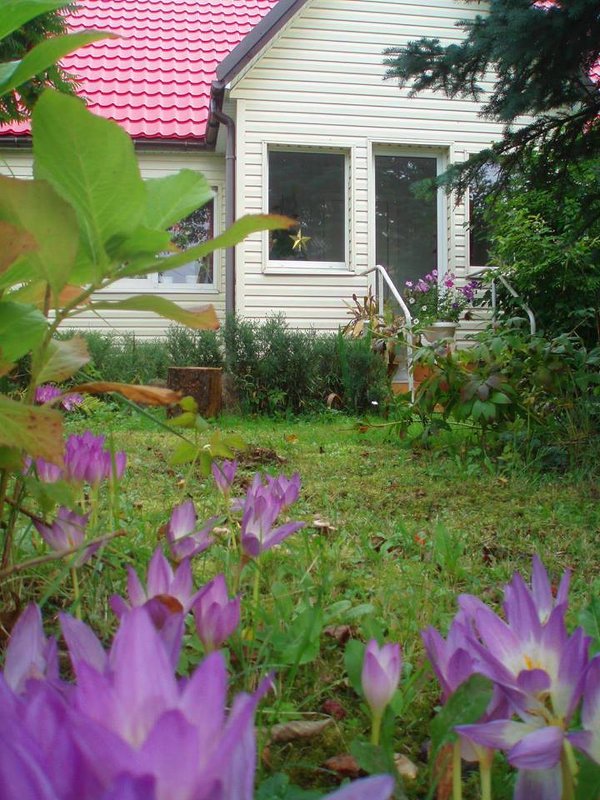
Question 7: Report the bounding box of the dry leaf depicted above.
[321,699,347,720]
[270,718,332,744]
[394,753,418,781]
[323,625,353,646]
[322,754,362,780]
[284,434,298,443]
[326,392,343,409]
[0,221,37,272]
[72,382,182,406]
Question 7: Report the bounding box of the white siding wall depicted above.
[0,148,226,339]
[230,0,503,334]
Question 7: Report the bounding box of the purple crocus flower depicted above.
[192,574,241,652]
[33,507,97,567]
[3,604,59,694]
[240,473,305,558]
[35,384,62,405]
[212,460,238,496]
[361,640,402,717]
[265,472,301,511]
[64,432,126,485]
[165,500,218,561]
[568,656,600,764]
[24,455,63,483]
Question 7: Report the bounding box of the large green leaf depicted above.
[0,0,67,40]
[0,395,63,464]
[119,213,294,279]
[0,32,112,97]
[0,300,48,363]
[0,175,79,292]
[90,296,219,330]
[144,170,214,230]
[0,221,38,273]
[36,335,89,384]
[32,90,147,272]
[430,674,493,759]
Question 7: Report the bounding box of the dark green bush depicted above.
[81,331,170,384]
[166,326,223,368]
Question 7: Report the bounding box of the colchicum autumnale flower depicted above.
[212,459,238,496]
[192,574,241,652]
[0,602,395,800]
[33,507,97,567]
[240,473,305,557]
[165,499,218,561]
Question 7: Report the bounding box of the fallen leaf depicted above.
[284,434,298,443]
[323,625,353,646]
[270,718,332,744]
[312,517,337,533]
[321,699,347,720]
[72,382,182,406]
[327,393,343,409]
[322,754,362,780]
[394,753,418,781]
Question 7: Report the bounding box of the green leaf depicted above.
[0,175,79,292]
[144,170,214,230]
[256,774,323,800]
[91,296,219,331]
[350,741,400,790]
[24,476,76,514]
[0,301,48,363]
[274,605,323,666]
[344,639,366,695]
[119,213,294,279]
[167,412,198,429]
[578,596,600,654]
[179,396,198,413]
[32,90,147,272]
[168,440,198,466]
[0,0,69,40]
[105,227,172,260]
[0,221,38,273]
[0,395,63,463]
[222,432,247,451]
[36,336,90,384]
[430,674,493,759]
[0,32,111,97]
[575,755,600,800]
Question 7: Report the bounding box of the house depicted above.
[0,0,506,338]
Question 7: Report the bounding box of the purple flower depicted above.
[64,432,126,485]
[444,277,455,288]
[361,640,402,717]
[212,460,238,496]
[165,500,218,561]
[324,776,395,800]
[35,385,62,405]
[33,507,97,567]
[405,280,413,288]
[3,604,59,694]
[568,656,600,764]
[240,473,305,557]
[24,455,63,483]
[416,279,429,292]
[192,574,241,652]
[265,472,301,511]
[61,393,83,411]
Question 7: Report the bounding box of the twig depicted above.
[0,530,126,579]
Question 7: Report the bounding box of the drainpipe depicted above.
[209,97,236,317]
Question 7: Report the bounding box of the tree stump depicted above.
[167,367,223,418]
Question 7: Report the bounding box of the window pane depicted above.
[161,202,214,284]
[469,167,499,268]
[268,150,345,262]
[375,155,437,289]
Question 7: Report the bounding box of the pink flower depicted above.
[165,499,218,561]
[192,574,241,652]
[361,640,402,717]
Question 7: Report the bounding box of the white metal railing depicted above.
[469,267,536,335]
[359,265,415,397]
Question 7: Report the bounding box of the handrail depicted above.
[359,265,414,397]
[469,266,536,335]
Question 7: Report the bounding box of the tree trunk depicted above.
[167,367,222,418]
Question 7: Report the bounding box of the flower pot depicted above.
[421,321,457,345]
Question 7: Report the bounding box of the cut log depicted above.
[167,367,222,418]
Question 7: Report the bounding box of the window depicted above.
[375,154,438,288]
[161,202,215,285]
[469,166,499,269]
[268,149,347,267]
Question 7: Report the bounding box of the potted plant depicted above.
[402,270,479,344]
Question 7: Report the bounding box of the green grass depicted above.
[46,405,599,796]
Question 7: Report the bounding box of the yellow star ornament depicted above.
[290,228,311,253]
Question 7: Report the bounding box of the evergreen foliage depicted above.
[384,0,600,200]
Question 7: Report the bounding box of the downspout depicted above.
[209,95,236,317]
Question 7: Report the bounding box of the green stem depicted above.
[561,742,576,800]
[251,560,261,636]
[71,566,82,620]
[480,759,492,800]
[370,712,382,746]
[452,741,463,800]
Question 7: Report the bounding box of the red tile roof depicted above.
[1,0,279,141]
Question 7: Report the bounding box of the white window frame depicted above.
[108,187,222,295]
[369,142,449,287]
[263,144,352,275]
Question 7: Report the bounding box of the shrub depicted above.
[166,325,223,368]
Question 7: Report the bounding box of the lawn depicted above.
[51,405,600,798]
